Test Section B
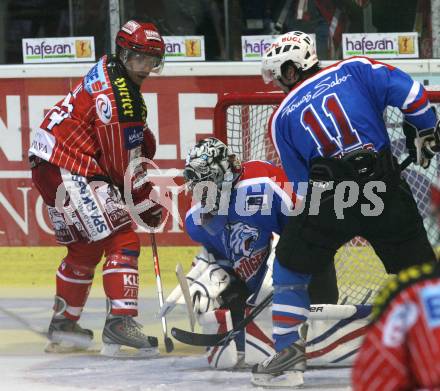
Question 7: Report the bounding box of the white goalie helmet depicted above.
[261,31,319,84]
[183,137,241,191]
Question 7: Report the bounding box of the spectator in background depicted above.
[372,0,417,33]
[6,0,70,63]
[124,0,226,60]
[4,0,110,63]
[283,0,365,60]
[71,0,109,59]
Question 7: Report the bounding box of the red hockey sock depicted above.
[56,260,95,320]
[103,253,139,316]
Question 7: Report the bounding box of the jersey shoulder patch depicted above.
[237,161,294,204]
[84,57,109,95]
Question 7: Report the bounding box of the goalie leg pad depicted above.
[306,304,371,367]
[272,259,311,351]
[198,309,239,369]
[245,300,372,367]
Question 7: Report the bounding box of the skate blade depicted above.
[100,343,160,359]
[45,332,93,353]
[45,341,90,353]
[251,371,304,388]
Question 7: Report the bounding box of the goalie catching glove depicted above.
[158,248,231,317]
[403,110,440,168]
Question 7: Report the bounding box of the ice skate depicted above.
[251,340,306,388]
[45,316,94,353]
[101,314,159,358]
[44,296,93,353]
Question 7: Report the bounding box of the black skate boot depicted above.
[251,340,306,388]
[45,296,93,353]
[101,313,159,358]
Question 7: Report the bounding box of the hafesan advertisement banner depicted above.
[164,36,205,61]
[22,37,95,63]
[342,32,419,59]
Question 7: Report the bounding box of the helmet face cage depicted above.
[119,47,164,74]
[261,31,318,84]
[116,20,165,74]
[183,138,233,192]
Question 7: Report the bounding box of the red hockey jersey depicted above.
[29,55,151,187]
[352,262,440,391]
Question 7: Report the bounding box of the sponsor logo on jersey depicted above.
[421,285,440,328]
[84,60,107,94]
[113,77,135,119]
[91,80,104,92]
[124,126,144,149]
[245,195,269,212]
[29,128,55,160]
[234,247,268,282]
[95,93,112,124]
[226,221,260,258]
[382,302,418,347]
[121,20,141,35]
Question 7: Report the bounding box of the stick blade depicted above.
[176,263,196,332]
[170,327,227,346]
[164,336,174,353]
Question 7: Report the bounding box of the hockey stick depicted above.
[150,232,174,353]
[176,263,196,332]
[171,292,273,347]
[399,155,413,171]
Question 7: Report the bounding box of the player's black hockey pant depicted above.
[277,149,437,282]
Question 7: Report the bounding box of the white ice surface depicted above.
[0,294,352,390]
[0,353,352,391]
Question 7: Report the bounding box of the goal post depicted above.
[214,90,440,304]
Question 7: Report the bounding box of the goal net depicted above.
[214,90,440,304]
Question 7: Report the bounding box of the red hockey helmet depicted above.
[116,20,165,74]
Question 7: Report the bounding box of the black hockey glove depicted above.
[422,119,440,159]
[403,118,440,169]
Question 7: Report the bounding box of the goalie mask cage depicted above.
[214,90,440,305]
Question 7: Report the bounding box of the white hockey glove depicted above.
[190,264,231,314]
[403,115,440,169]
[158,248,214,318]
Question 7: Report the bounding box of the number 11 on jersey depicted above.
[301,93,362,157]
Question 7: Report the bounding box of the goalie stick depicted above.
[171,292,273,347]
[175,263,196,332]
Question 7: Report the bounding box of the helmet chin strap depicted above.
[276,77,297,93]
[277,66,303,92]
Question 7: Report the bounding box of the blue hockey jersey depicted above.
[271,56,437,196]
[185,160,294,291]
